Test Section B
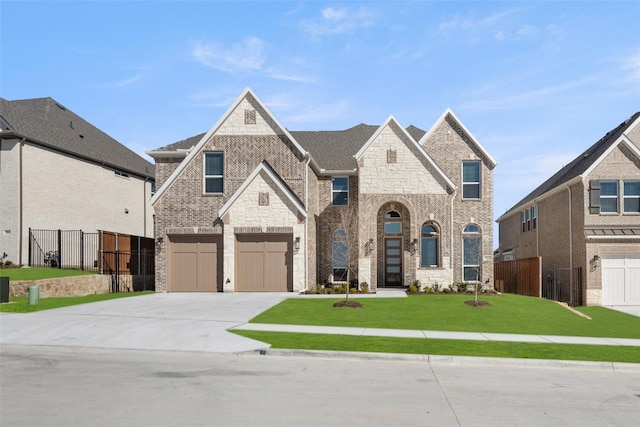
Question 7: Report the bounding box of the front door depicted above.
[384,238,403,286]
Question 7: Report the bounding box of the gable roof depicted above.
[151,87,307,203]
[355,115,456,191]
[419,108,497,168]
[218,161,307,219]
[0,97,154,180]
[497,111,640,222]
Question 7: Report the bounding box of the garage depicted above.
[601,252,640,305]
[168,235,222,292]
[236,234,292,292]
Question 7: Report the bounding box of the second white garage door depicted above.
[236,234,292,292]
[602,252,640,305]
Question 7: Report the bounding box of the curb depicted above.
[250,348,640,372]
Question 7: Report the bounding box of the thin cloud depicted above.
[300,5,375,38]
[191,37,266,73]
[438,10,514,32]
[95,74,143,89]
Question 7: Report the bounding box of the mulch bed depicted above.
[465,300,492,307]
[333,300,363,309]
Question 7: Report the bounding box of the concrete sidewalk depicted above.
[231,322,640,347]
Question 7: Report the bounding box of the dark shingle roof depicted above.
[0,97,154,179]
[157,123,428,172]
[501,111,640,219]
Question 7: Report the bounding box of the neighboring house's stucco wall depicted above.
[0,138,20,264]
[0,139,153,265]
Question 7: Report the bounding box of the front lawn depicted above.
[0,267,96,281]
[249,294,640,339]
[0,291,154,313]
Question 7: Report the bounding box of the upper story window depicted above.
[600,181,618,213]
[384,210,402,234]
[420,223,439,268]
[462,161,481,199]
[624,181,640,213]
[521,205,537,233]
[331,177,349,206]
[204,152,224,194]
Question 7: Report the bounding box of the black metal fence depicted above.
[543,267,583,306]
[29,228,99,271]
[29,229,155,292]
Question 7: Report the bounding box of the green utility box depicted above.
[0,276,8,303]
[28,286,39,305]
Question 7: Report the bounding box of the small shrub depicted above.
[423,286,434,293]
[457,282,468,293]
[359,282,369,293]
[433,283,440,293]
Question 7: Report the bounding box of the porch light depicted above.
[411,238,418,253]
[592,254,600,268]
[156,237,164,244]
[294,237,301,251]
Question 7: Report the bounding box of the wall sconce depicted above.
[365,238,374,255]
[156,237,164,244]
[411,238,419,253]
[592,254,600,268]
[294,237,301,251]
[124,208,129,214]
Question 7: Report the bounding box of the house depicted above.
[148,88,496,292]
[496,112,640,306]
[0,97,155,267]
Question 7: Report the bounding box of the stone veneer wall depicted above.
[9,275,111,297]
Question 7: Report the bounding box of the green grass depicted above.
[249,294,640,339]
[0,267,96,281]
[0,291,154,313]
[232,330,640,364]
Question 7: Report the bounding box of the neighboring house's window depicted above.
[331,177,349,206]
[462,161,481,199]
[600,181,618,213]
[151,181,156,195]
[384,210,402,234]
[462,224,482,282]
[532,205,537,229]
[623,181,640,213]
[420,223,439,267]
[204,152,224,194]
[332,229,348,282]
[114,170,129,178]
[526,208,531,231]
[521,211,526,233]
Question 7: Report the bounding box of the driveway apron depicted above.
[0,293,290,353]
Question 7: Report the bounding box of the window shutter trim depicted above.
[589,180,600,214]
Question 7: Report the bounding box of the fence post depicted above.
[80,230,84,271]
[57,229,62,269]
[28,227,32,267]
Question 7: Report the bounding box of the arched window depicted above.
[462,224,481,282]
[421,223,439,267]
[384,210,402,234]
[332,229,348,282]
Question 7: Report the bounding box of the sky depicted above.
[2,0,639,243]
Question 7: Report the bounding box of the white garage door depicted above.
[602,253,640,305]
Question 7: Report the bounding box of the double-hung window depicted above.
[600,181,618,213]
[623,181,640,213]
[204,152,224,194]
[462,224,482,282]
[462,161,481,199]
[332,229,348,282]
[420,224,439,267]
[332,177,349,206]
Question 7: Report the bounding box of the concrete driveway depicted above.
[0,293,289,353]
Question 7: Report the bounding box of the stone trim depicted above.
[234,227,263,234]
[166,226,222,235]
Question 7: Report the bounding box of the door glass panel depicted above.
[386,240,400,247]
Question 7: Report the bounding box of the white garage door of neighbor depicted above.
[601,252,640,305]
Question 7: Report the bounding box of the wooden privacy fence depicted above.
[494,257,542,297]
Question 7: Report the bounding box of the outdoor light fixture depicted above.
[294,237,301,251]
[411,238,419,253]
[156,237,164,244]
[593,254,600,268]
[124,208,129,214]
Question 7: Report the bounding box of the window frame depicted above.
[599,180,619,214]
[420,223,439,268]
[462,161,481,200]
[331,229,348,282]
[462,224,482,283]
[623,180,640,214]
[203,152,224,194]
[331,176,349,206]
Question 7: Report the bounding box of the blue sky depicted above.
[2,0,639,240]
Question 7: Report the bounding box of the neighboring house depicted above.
[148,88,496,293]
[0,97,155,266]
[496,112,640,306]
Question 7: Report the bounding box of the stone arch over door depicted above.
[376,201,413,287]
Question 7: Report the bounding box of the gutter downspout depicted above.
[18,138,25,266]
[450,188,456,270]
[567,185,574,305]
[304,155,311,291]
